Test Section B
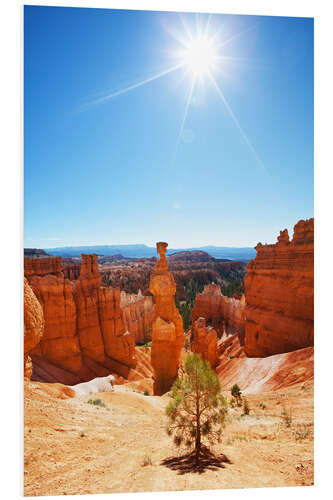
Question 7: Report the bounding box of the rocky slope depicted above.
[244,218,314,357]
[24,374,313,496]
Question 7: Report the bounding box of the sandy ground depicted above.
[24,378,313,496]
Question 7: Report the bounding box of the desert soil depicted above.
[24,378,313,496]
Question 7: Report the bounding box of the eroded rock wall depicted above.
[244,218,314,357]
[24,254,136,378]
[150,242,184,395]
[120,290,155,344]
[192,317,218,369]
[192,283,245,338]
[26,258,82,372]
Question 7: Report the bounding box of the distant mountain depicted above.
[24,248,51,258]
[168,250,217,263]
[43,244,256,263]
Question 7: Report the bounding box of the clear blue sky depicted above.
[24,6,313,249]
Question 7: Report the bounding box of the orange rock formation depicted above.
[192,283,246,338]
[192,317,218,368]
[149,242,184,395]
[24,254,137,380]
[24,278,44,378]
[26,258,82,372]
[120,290,155,344]
[244,218,314,357]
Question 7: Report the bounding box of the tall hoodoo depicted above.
[244,218,314,357]
[149,242,184,395]
[74,254,105,363]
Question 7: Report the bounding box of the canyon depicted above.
[24,218,314,494]
[100,251,246,299]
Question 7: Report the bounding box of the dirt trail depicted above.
[24,379,313,496]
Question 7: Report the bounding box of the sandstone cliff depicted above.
[192,283,246,338]
[120,290,155,344]
[24,255,137,380]
[149,242,184,395]
[26,258,82,372]
[192,317,218,368]
[244,218,314,357]
[24,278,45,378]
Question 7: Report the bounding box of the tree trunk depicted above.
[195,428,201,464]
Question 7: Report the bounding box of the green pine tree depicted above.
[166,354,228,464]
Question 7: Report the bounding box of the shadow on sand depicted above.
[161,445,232,475]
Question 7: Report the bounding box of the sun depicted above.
[180,36,218,76]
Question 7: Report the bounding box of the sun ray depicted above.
[82,63,184,110]
[173,75,197,160]
[178,14,195,46]
[208,72,265,171]
[216,22,261,51]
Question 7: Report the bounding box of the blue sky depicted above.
[24,6,313,248]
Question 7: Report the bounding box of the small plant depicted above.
[229,397,236,408]
[293,424,312,441]
[141,455,152,466]
[242,397,250,416]
[281,405,292,428]
[80,432,85,437]
[259,402,266,410]
[87,398,106,408]
[143,390,150,396]
[231,384,242,406]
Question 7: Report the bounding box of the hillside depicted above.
[24,376,313,496]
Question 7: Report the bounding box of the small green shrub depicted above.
[231,384,242,406]
[80,432,85,437]
[229,397,236,408]
[293,424,312,441]
[242,398,250,415]
[281,405,292,427]
[259,402,266,410]
[87,398,106,408]
[143,390,150,396]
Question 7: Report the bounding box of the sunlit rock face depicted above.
[150,242,184,395]
[25,258,82,372]
[120,290,155,344]
[192,283,246,338]
[24,254,136,376]
[244,218,314,357]
[24,278,45,378]
[192,317,218,369]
